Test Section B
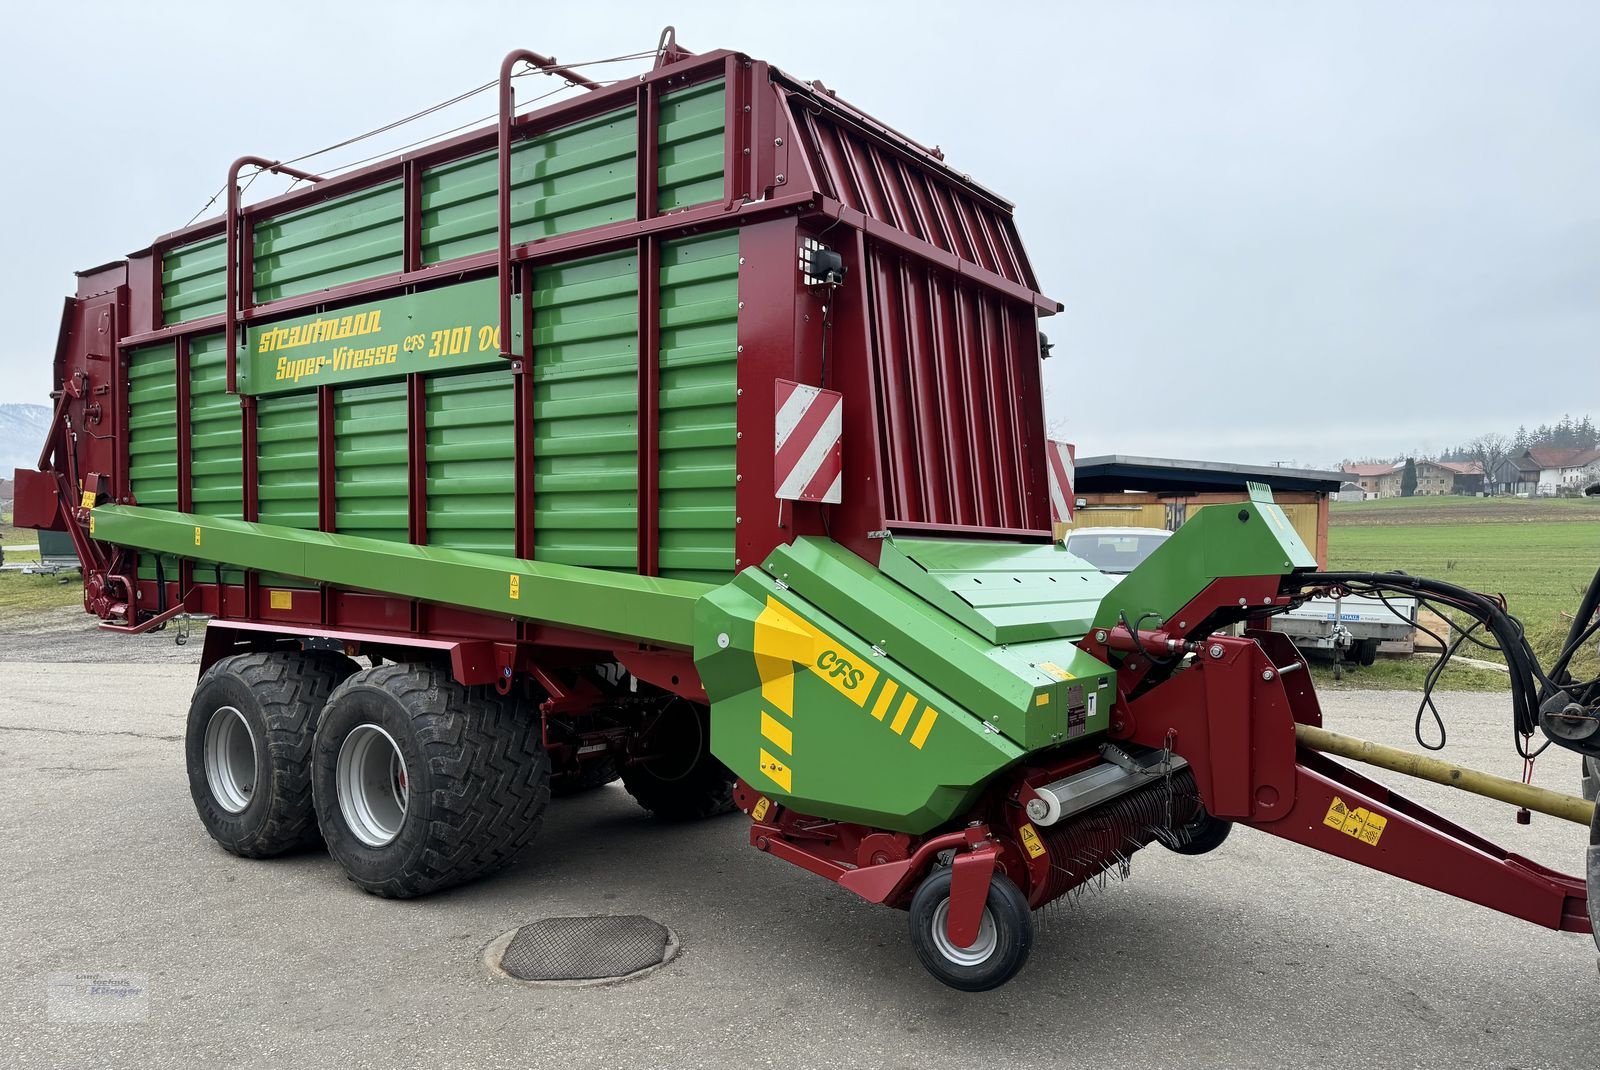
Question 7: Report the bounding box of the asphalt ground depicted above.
[1,615,1596,1069]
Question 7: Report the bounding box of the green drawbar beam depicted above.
[91,505,711,648]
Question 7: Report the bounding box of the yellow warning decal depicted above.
[1323,796,1387,847]
[194,526,202,546]
[269,590,293,611]
[1019,823,1047,859]
[508,574,520,600]
[752,797,771,822]
[1039,661,1074,681]
[80,490,96,508]
[1034,693,1050,707]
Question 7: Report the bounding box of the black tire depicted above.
[311,664,550,898]
[907,867,1033,992]
[1355,639,1380,667]
[1164,810,1234,856]
[551,757,620,798]
[185,650,358,858]
[620,701,736,820]
[1582,756,1599,803]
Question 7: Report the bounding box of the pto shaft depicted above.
[1295,723,1597,827]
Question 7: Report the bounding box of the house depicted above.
[1512,447,1600,495]
[1334,480,1367,503]
[1421,459,1483,496]
[1487,456,1531,496]
[1341,463,1397,499]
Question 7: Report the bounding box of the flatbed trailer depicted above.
[13,29,1600,990]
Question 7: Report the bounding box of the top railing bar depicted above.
[139,51,734,259]
[499,49,609,361]
[225,157,324,393]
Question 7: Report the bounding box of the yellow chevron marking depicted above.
[869,680,898,721]
[760,711,793,755]
[909,707,939,749]
[754,599,809,716]
[753,597,879,710]
[890,692,918,735]
[759,748,792,792]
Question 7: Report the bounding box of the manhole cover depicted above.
[488,916,677,985]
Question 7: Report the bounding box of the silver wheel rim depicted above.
[930,899,999,966]
[336,724,409,848]
[203,705,258,814]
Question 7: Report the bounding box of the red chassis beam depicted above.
[1081,579,1592,937]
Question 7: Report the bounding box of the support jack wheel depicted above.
[907,867,1032,991]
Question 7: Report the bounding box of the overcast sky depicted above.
[1,1,1595,468]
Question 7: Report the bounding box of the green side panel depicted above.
[426,369,515,556]
[162,234,227,324]
[420,106,638,265]
[657,232,739,584]
[256,392,320,588]
[657,79,726,211]
[127,343,180,580]
[532,250,639,571]
[692,546,1034,832]
[253,181,404,303]
[333,381,409,543]
[91,505,710,649]
[879,538,1117,644]
[189,333,244,585]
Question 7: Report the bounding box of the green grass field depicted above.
[1330,494,1599,524]
[0,513,81,617]
[1324,496,1599,688]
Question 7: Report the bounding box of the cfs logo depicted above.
[815,650,865,690]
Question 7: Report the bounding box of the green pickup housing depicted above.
[693,537,1121,833]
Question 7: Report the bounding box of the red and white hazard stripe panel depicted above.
[774,379,843,504]
[1046,440,1075,523]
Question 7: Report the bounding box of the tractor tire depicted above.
[185,650,359,858]
[311,663,550,898]
[551,758,620,798]
[1163,810,1233,856]
[1582,756,1599,803]
[907,867,1033,992]
[620,701,736,821]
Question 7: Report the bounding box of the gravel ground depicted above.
[0,610,1595,1070]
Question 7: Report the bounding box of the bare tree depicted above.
[1468,433,1511,496]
